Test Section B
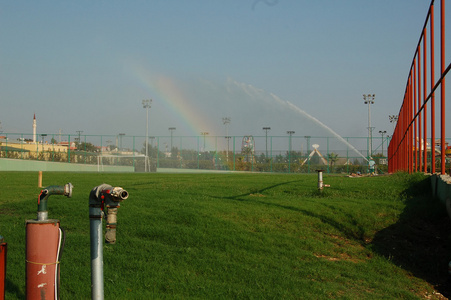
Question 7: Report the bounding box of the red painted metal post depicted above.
[417,45,423,172]
[399,108,403,171]
[409,77,414,173]
[413,61,417,171]
[423,28,428,172]
[405,101,409,172]
[414,59,418,171]
[430,3,436,173]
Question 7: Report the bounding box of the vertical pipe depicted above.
[89,185,108,300]
[0,236,6,300]
[440,0,446,174]
[430,3,436,173]
[90,218,104,300]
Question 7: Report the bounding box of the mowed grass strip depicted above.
[0,171,448,299]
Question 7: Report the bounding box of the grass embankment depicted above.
[1,172,450,299]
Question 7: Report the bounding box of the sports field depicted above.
[1,171,449,299]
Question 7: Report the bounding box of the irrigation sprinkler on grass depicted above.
[26,183,73,300]
[316,170,330,192]
[89,184,128,300]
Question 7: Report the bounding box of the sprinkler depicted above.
[89,184,128,300]
[316,170,330,192]
[37,183,73,221]
[26,183,73,300]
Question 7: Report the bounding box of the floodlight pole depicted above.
[223,117,231,162]
[304,136,311,173]
[379,130,387,157]
[201,132,209,151]
[118,133,125,151]
[169,127,176,150]
[142,99,152,172]
[287,131,295,173]
[363,94,375,158]
[389,115,398,132]
[263,127,271,158]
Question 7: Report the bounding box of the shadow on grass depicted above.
[5,278,24,299]
[214,180,367,242]
[371,176,451,297]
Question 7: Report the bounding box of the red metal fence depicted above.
[388,0,450,174]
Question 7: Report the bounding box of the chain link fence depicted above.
[0,133,397,174]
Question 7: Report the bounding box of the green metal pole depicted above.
[36,136,39,160]
[68,135,71,163]
[327,137,330,173]
[346,137,349,174]
[157,136,160,169]
[307,137,310,174]
[132,136,135,170]
[21,133,24,159]
[233,137,236,171]
[197,136,200,169]
[4,133,7,158]
[270,136,273,173]
[84,135,87,164]
[288,135,291,173]
[52,134,55,162]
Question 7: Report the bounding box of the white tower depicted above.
[32,114,37,143]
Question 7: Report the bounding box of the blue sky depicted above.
[0,0,448,149]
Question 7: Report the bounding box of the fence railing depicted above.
[388,0,450,174]
[0,133,399,174]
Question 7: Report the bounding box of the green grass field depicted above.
[1,171,450,299]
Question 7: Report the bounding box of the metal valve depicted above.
[110,187,129,202]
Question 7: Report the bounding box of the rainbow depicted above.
[131,66,217,137]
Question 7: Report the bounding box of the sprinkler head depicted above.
[64,183,73,198]
[110,187,128,202]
